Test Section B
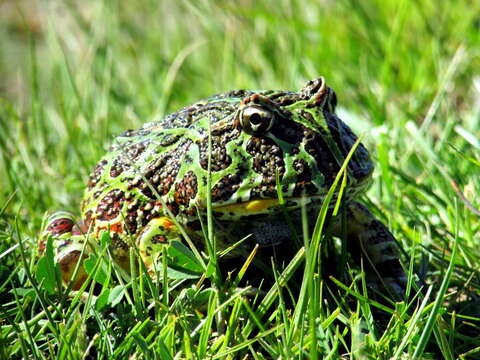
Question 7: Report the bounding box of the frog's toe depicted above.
[56,243,89,290]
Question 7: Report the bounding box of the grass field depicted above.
[1,0,479,358]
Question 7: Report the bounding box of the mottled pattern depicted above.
[81,78,373,233]
[41,77,405,297]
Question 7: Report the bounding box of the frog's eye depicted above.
[240,106,275,135]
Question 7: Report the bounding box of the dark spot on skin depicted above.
[213,90,253,100]
[128,140,191,200]
[290,147,300,155]
[212,211,227,219]
[301,79,328,107]
[96,189,125,221]
[166,201,179,217]
[136,179,155,199]
[211,171,244,202]
[269,91,299,106]
[125,201,140,235]
[117,140,150,171]
[299,110,315,124]
[174,171,198,207]
[156,133,181,147]
[111,232,129,251]
[87,159,108,190]
[292,159,319,196]
[246,136,285,199]
[118,128,151,138]
[110,158,130,178]
[94,139,154,184]
[303,131,340,189]
[151,235,168,244]
[198,125,240,172]
[136,154,173,196]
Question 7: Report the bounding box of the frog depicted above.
[40,77,406,296]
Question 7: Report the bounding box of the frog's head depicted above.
[209,77,374,218]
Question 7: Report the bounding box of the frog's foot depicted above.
[136,217,180,273]
[332,202,407,300]
[40,211,89,290]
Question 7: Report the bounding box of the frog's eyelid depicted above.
[238,106,275,135]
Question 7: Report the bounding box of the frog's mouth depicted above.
[212,173,372,217]
[214,199,282,213]
[212,197,326,248]
[212,196,324,216]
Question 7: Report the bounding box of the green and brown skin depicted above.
[40,77,406,296]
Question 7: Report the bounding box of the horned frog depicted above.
[40,77,406,296]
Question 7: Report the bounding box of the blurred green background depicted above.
[2,0,479,117]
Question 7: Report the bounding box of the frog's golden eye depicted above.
[240,106,275,135]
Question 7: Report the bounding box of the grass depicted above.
[0,0,479,358]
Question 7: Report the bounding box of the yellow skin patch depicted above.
[214,199,281,213]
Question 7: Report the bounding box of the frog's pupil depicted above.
[249,113,263,125]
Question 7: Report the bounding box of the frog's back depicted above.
[81,79,374,244]
[42,78,408,300]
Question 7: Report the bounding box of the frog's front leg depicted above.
[40,212,89,290]
[136,217,180,273]
[332,202,407,299]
